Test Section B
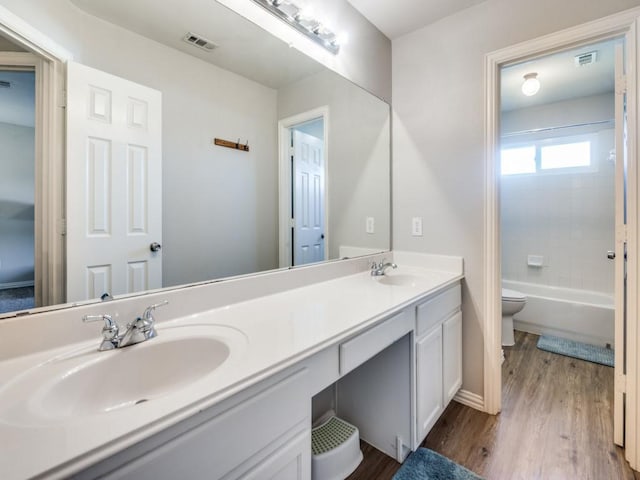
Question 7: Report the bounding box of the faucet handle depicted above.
[142,300,169,321]
[83,314,120,350]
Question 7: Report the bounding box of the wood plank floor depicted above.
[347,331,639,480]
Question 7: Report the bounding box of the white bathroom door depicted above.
[292,129,325,265]
[613,41,627,447]
[66,61,162,302]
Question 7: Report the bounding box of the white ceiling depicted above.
[501,39,617,112]
[346,0,487,39]
[70,0,324,89]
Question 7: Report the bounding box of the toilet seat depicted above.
[502,288,526,302]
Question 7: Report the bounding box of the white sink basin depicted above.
[374,273,423,287]
[0,323,246,425]
[372,268,454,288]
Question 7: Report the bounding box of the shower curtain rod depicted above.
[501,119,614,138]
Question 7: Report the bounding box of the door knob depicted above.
[150,242,162,252]
[607,251,616,260]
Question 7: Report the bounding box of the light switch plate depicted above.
[412,217,423,236]
[366,217,375,234]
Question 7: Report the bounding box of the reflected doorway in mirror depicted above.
[278,107,329,267]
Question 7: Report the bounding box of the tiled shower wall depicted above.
[501,94,615,294]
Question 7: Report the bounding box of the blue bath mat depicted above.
[537,335,614,367]
[393,448,484,480]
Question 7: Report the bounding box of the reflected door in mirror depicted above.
[66,62,163,302]
[292,129,325,265]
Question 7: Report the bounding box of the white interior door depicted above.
[614,41,627,447]
[66,61,162,302]
[292,129,325,265]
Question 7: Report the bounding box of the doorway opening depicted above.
[278,106,329,267]
[498,36,622,436]
[485,9,640,469]
[0,67,36,314]
[0,13,69,319]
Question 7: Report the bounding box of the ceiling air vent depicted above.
[182,32,218,52]
[0,80,11,88]
[574,51,598,67]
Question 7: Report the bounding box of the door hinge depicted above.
[616,75,627,95]
[60,90,67,108]
[289,218,295,228]
[616,224,628,243]
[616,373,627,393]
[58,218,67,235]
[288,146,294,157]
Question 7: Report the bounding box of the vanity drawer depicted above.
[339,309,412,375]
[416,283,461,337]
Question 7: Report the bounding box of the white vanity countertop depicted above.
[0,264,462,480]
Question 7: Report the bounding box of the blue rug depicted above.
[393,448,484,480]
[537,335,614,367]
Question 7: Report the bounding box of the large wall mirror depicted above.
[0,0,390,317]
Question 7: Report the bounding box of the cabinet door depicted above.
[443,311,463,406]
[416,325,443,444]
[242,430,311,480]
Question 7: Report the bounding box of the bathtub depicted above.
[503,280,615,347]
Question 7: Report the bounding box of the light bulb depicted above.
[521,73,540,96]
[335,32,349,46]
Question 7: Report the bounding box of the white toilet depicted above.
[502,288,527,346]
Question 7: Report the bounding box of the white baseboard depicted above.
[453,389,485,412]
[0,280,34,290]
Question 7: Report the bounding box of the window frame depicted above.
[500,132,598,176]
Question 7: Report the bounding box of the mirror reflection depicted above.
[0,0,390,316]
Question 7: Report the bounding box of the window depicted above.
[501,146,536,175]
[500,135,594,176]
[540,141,591,170]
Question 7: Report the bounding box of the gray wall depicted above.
[0,122,34,286]
[278,69,391,258]
[392,0,640,398]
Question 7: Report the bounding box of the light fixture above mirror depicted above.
[252,0,341,54]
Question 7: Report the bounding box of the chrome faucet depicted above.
[83,300,169,351]
[371,259,398,276]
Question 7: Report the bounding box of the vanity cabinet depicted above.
[414,283,462,445]
[74,367,313,480]
[66,281,462,480]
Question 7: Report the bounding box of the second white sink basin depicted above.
[372,268,455,288]
[374,273,422,287]
[0,323,247,425]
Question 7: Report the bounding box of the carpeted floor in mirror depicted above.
[0,286,35,314]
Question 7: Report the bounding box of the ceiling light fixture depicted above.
[252,0,341,54]
[521,72,540,96]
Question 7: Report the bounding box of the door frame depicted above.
[277,106,329,267]
[484,6,640,469]
[0,6,70,310]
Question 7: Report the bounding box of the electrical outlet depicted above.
[412,217,423,237]
[366,216,375,234]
